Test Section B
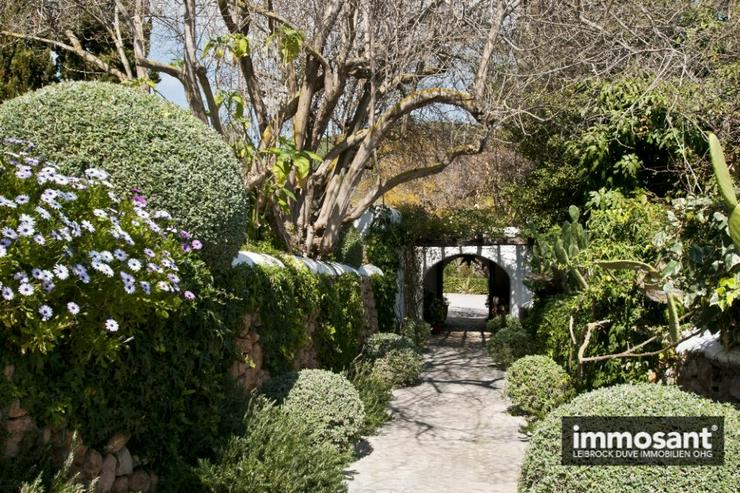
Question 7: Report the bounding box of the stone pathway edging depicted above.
[346,331,528,493]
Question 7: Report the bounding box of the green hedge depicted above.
[519,383,740,493]
[262,369,365,451]
[505,355,573,419]
[363,332,419,360]
[0,81,249,268]
[232,258,368,374]
[443,276,488,294]
[487,326,533,368]
[372,348,424,388]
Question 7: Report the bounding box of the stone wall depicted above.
[676,331,740,403]
[229,276,380,394]
[2,378,158,492]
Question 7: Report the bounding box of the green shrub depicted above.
[335,226,364,267]
[371,273,398,333]
[0,141,193,356]
[519,383,740,493]
[372,348,424,388]
[0,141,241,476]
[0,81,249,268]
[346,360,393,435]
[443,276,488,294]
[399,318,432,348]
[505,356,573,419]
[363,332,418,360]
[487,327,533,367]
[486,315,522,334]
[262,369,365,450]
[195,397,349,493]
[315,274,365,371]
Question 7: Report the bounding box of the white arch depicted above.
[412,244,533,318]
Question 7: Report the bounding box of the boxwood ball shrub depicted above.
[363,332,419,360]
[505,355,573,419]
[487,326,532,367]
[519,384,740,493]
[262,369,365,450]
[372,348,424,388]
[0,81,249,268]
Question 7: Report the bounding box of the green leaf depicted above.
[709,133,737,208]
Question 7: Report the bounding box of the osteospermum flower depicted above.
[32,268,44,279]
[104,319,119,333]
[38,305,53,321]
[67,302,80,315]
[15,166,32,179]
[93,209,108,218]
[184,291,196,301]
[140,281,151,294]
[143,248,155,258]
[157,281,170,292]
[33,234,45,245]
[34,206,51,220]
[114,249,128,261]
[100,251,114,262]
[18,283,34,296]
[81,220,95,232]
[2,226,18,239]
[14,195,29,204]
[191,240,203,250]
[17,222,35,237]
[0,245,6,257]
[1,287,13,300]
[127,259,142,271]
[53,265,69,280]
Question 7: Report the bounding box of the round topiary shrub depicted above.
[487,327,532,367]
[262,369,365,450]
[363,332,419,360]
[519,383,740,493]
[372,348,424,388]
[505,355,573,419]
[0,81,249,268]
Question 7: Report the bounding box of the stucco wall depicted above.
[410,244,533,319]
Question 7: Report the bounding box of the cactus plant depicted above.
[709,133,740,250]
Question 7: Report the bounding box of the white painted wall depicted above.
[410,244,533,319]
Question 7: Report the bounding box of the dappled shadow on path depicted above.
[346,330,529,493]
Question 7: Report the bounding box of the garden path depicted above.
[345,326,528,493]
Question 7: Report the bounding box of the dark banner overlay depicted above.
[561,416,725,466]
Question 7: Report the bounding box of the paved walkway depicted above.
[345,330,528,493]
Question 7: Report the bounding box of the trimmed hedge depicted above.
[262,369,365,450]
[443,276,488,294]
[0,81,249,268]
[372,348,424,388]
[519,384,740,493]
[505,355,573,419]
[363,332,419,360]
[487,326,533,367]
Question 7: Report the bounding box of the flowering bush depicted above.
[0,139,197,356]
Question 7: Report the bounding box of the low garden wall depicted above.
[1,250,385,492]
[677,331,740,403]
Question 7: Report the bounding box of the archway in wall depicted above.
[422,254,511,332]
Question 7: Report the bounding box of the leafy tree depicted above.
[0,39,56,102]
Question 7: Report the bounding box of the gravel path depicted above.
[345,330,529,493]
